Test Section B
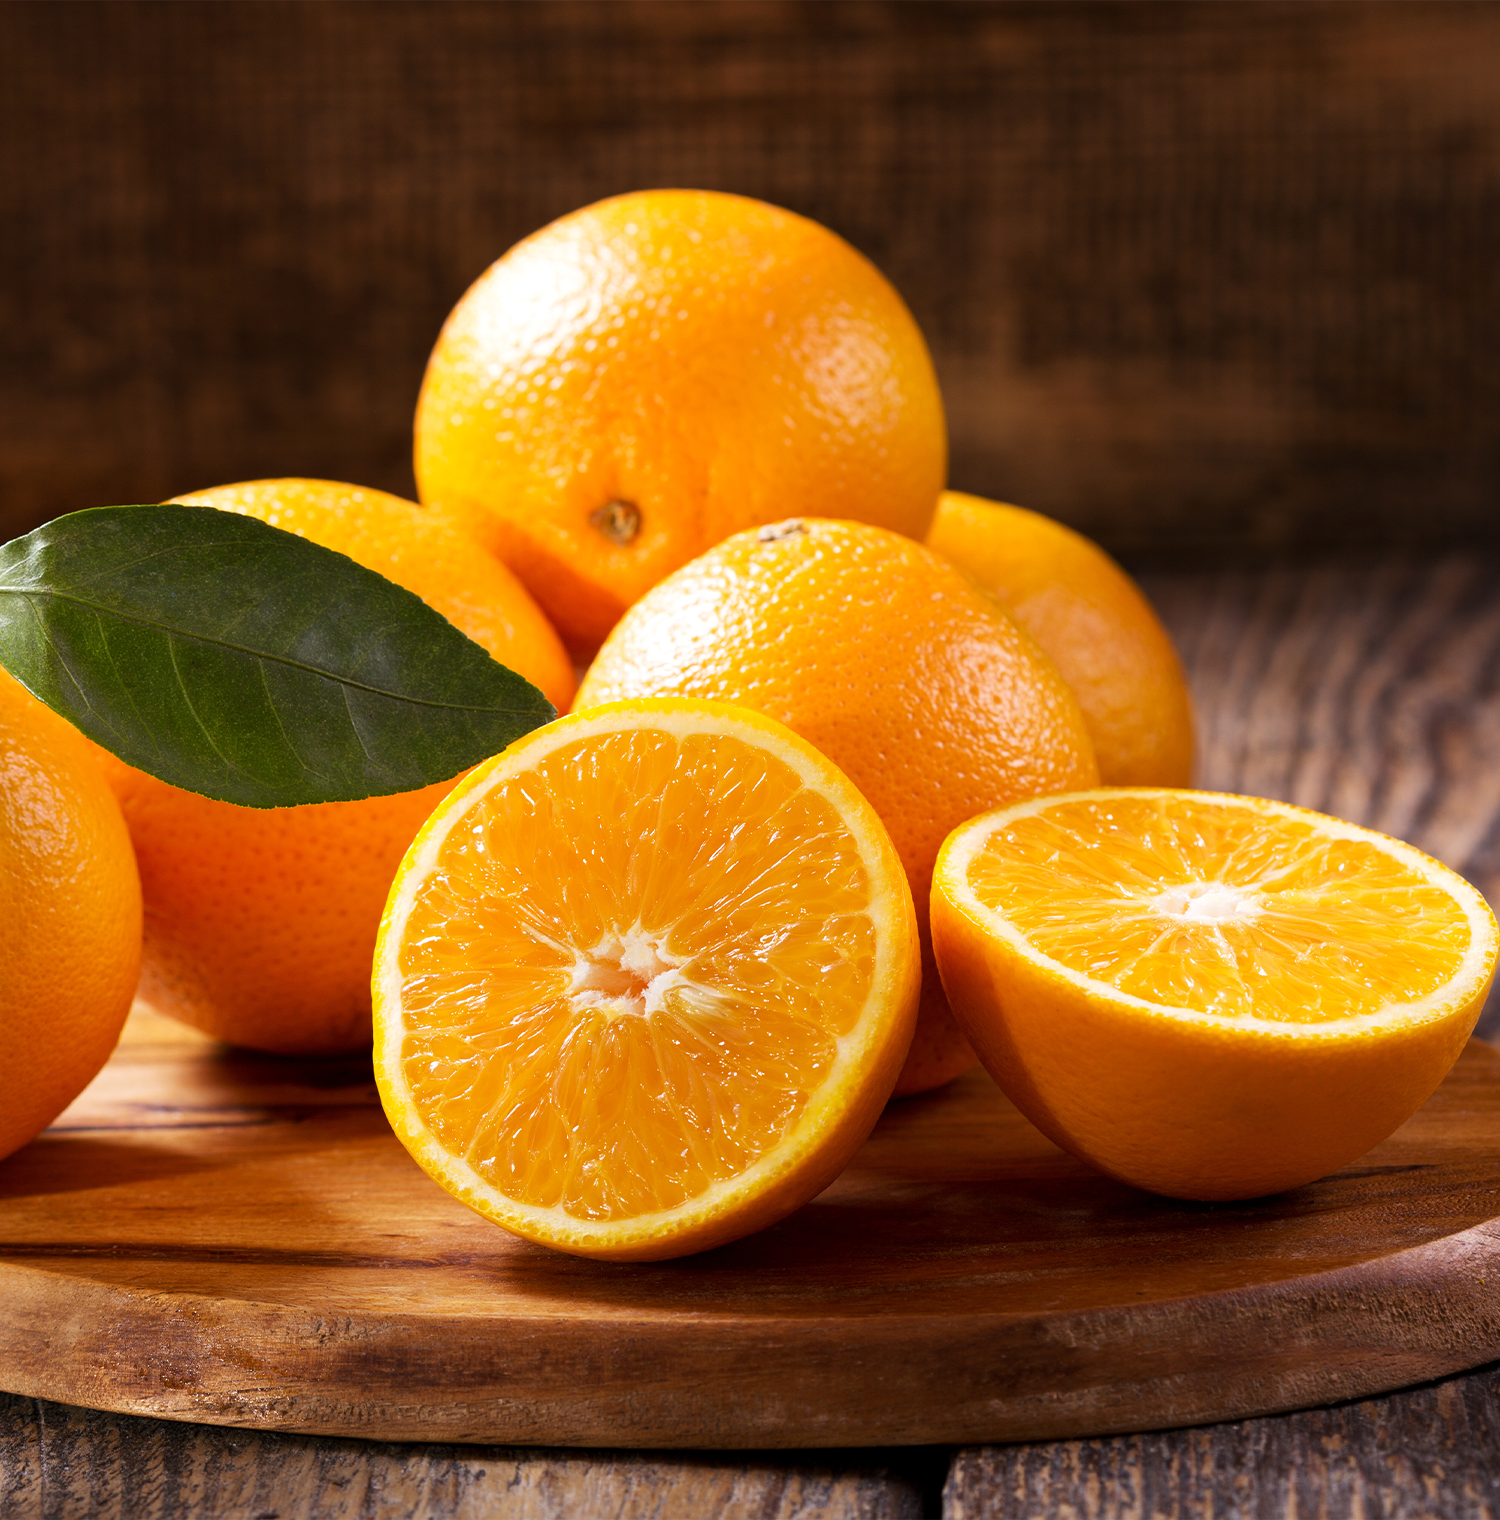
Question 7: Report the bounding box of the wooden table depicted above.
[3,552,1499,1519]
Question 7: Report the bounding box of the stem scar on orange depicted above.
[415,189,948,654]
[373,699,920,1261]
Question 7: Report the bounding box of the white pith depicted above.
[937,788,1499,1038]
[1149,881,1264,925]
[372,700,914,1250]
[568,928,689,1019]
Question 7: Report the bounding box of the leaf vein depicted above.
[165,633,264,787]
[0,587,544,717]
[260,654,340,787]
[340,680,383,771]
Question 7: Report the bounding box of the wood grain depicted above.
[2,3,1498,556]
[2,1004,1499,1451]
[944,1361,1500,1520]
[0,1393,941,1520]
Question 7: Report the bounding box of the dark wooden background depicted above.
[3,0,1498,558]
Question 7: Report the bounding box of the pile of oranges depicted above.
[3,191,1493,1263]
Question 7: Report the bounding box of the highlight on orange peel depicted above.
[373,699,921,1260]
[931,788,1498,1201]
[415,189,948,653]
[0,669,143,1163]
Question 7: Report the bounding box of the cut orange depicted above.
[373,699,920,1260]
[576,517,1101,1097]
[931,789,1498,1200]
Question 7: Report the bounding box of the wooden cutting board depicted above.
[2,1008,1498,1450]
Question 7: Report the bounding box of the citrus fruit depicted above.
[926,491,1194,786]
[931,788,1498,1199]
[373,698,920,1261]
[94,478,576,1055]
[0,667,142,1163]
[414,189,948,653]
[575,518,1100,1095]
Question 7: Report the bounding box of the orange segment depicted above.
[374,699,920,1259]
[932,789,1498,1200]
[965,794,1477,1024]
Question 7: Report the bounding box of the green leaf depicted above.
[0,504,557,807]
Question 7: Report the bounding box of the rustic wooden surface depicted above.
[0,1394,944,1520]
[3,2,1499,557]
[944,1361,1500,1519]
[8,1007,1498,1451]
[4,555,1500,1515]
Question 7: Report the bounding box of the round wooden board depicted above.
[3,1009,1500,1450]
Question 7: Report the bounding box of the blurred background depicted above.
[2,0,1497,558]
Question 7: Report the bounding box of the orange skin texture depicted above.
[576,519,1100,1094]
[926,492,1194,787]
[0,669,142,1162]
[95,480,576,1056]
[415,189,948,654]
[935,883,1490,1198]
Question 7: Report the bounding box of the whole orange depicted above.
[415,190,948,654]
[927,492,1194,786]
[93,479,577,1056]
[575,518,1099,1094]
[0,668,142,1162]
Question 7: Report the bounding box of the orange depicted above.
[926,492,1194,786]
[373,699,920,1261]
[0,668,142,1163]
[575,518,1100,1095]
[94,479,576,1055]
[414,189,947,654]
[932,788,1498,1199]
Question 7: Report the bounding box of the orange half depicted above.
[374,699,920,1259]
[932,789,1498,1199]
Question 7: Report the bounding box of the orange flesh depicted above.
[967,796,1471,1024]
[394,727,878,1221]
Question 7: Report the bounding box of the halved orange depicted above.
[932,789,1498,1200]
[373,699,920,1260]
